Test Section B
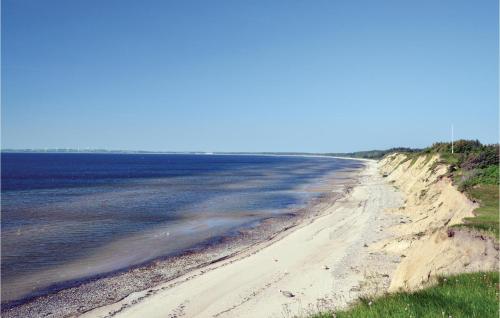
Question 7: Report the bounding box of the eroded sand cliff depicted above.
[377,153,498,291]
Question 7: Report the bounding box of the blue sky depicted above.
[2,0,498,152]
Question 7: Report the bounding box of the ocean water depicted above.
[1,153,363,303]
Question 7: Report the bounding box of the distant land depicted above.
[0,147,421,159]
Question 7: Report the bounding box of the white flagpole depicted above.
[451,124,454,154]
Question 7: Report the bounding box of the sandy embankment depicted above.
[377,153,498,291]
[82,160,403,318]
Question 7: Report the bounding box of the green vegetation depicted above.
[312,272,499,318]
[419,140,499,239]
[456,184,499,238]
[326,147,421,159]
[422,140,498,190]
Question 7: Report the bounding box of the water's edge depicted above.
[1,163,366,318]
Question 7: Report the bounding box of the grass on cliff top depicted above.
[312,272,499,318]
[455,184,499,239]
[407,140,499,240]
[435,151,499,239]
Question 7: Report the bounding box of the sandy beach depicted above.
[81,160,403,318]
[7,154,494,318]
[4,154,497,318]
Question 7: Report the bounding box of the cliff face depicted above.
[378,153,498,291]
[379,154,476,233]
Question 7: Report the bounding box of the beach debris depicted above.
[363,243,368,247]
[279,290,295,298]
[323,265,330,270]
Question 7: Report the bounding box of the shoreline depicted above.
[79,160,403,318]
[2,163,366,318]
[0,151,375,162]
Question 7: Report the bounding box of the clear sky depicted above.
[2,0,498,152]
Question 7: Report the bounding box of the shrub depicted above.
[461,147,499,170]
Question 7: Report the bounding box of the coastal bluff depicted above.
[377,153,498,291]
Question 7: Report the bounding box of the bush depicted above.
[477,165,499,184]
[461,147,499,170]
[453,139,483,153]
[426,140,482,154]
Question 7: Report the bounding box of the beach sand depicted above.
[81,160,403,318]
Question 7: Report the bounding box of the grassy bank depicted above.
[422,140,499,239]
[313,272,499,318]
[457,184,499,238]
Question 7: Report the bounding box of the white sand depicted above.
[82,161,403,318]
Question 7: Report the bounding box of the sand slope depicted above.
[82,161,403,318]
[378,153,499,291]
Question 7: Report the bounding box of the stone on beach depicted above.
[279,290,295,298]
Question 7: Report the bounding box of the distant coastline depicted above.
[0,147,421,160]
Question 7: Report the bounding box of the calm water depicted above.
[1,153,363,303]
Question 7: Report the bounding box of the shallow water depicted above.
[1,153,363,303]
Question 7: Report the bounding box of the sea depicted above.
[1,153,364,304]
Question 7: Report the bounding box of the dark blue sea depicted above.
[1,153,363,303]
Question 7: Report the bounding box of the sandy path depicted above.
[82,161,402,318]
